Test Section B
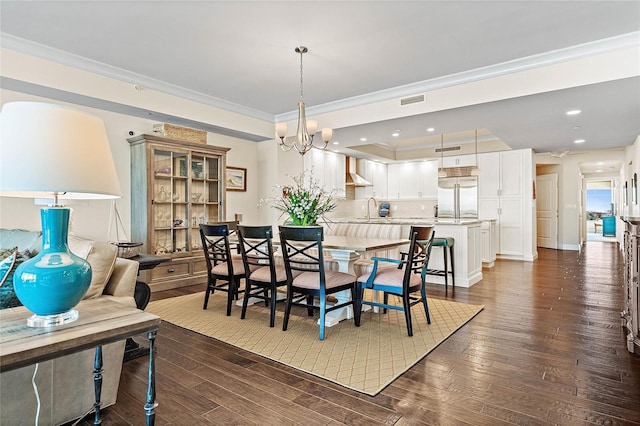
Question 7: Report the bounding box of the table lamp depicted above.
[0,102,122,327]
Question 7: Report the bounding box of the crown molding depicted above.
[3,30,637,126]
[277,31,640,121]
[0,32,274,122]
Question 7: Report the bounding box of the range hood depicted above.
[345,157,372,187]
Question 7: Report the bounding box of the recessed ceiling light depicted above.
[360,137,367,142]
[392,132,400,137]
[426,127,435,132]
[333,141,339,145]
[574,139,586,144]
[566,109,582,116]
[573,126,581,130]
[596,162,604,165]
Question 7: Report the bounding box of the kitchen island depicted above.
[322,218,483,287]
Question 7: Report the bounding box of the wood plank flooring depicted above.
[89,242,640,425]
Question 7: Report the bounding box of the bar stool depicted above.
[426,237,455,289]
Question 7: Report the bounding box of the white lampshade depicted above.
[276,122,288,138]
[321,128,333,143]
[306,119,318,135]
[0,102,122,201]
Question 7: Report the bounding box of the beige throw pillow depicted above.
[69,236,118,299]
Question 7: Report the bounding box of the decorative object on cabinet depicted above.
[128,133,230,292]
[275,46,333,155]
[226,166,247,192]
[152,122,207,144]
[0,102,121,327]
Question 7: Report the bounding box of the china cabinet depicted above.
[128,133,230,291]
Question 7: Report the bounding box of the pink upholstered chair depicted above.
[237,225,287,327]
[199,222,246,316]
[278,225,361,340]
[356,226,435,336]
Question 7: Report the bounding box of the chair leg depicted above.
[307,295,314,316]
[443,247,449,290]
[402,293,413,337]
[240,280,252,319]
[353,285,361,327]
[263,288,269,307]
[269,285,277,328]
[420,285,431,324]
[383,292,389,314]
[203,280,215,309]
[449,246,455,288]
[282,286,293,331]
[226,279,235,316]
[319,291,326,340]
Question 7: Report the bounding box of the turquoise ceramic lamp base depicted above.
[14,207,92,327]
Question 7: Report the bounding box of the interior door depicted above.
[536,173,558,249]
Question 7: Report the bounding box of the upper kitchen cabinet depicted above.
[303,149,346,198]
[355,159,387,199]
[387,160,438,200]
[441,153,477,168]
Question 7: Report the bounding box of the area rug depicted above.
[147,292,483,395]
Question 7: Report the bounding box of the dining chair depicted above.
[199,221,246,316]
[237,225,287,327]
[356,226,435,336]
[278,225,361,340]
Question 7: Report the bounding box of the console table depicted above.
[0,298,161,425]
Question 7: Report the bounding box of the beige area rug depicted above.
[147,291,483,395]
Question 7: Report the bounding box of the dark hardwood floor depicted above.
[93,242,640,425]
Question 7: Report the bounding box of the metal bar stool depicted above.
[426,237,455,289]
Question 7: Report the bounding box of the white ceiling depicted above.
[1,1,639,174]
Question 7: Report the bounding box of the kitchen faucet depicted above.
[367,196,378,221]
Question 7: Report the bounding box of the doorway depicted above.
[585,180,617,243]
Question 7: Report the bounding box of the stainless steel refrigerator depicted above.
[437,176,478,219]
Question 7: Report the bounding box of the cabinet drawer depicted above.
[192,258,208,274]
[150,261,190,280]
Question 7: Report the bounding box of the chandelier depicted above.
[276,46,332,156]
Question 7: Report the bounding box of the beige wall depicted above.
[0,88,262,241]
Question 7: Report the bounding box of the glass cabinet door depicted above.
[189,153,222,251]
[152,149,189,255]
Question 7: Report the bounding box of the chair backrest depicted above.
[278,226,326,283]
[237,225,277,279]
[404,226,435,285]
[199,223,234,277]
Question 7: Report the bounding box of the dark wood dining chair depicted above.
[237,225,288,327]
[199,222,246,316]
[278,225,361,340]
[356,226,435,336]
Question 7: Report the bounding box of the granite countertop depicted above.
[326,217,485,225]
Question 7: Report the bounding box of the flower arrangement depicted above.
[265,169,337,226]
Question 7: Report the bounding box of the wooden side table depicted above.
[0,299,161,425]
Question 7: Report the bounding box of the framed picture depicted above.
[226,166,247,192]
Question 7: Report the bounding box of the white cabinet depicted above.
[387,160,438,199]
[356,159,387,199]
[477,149,533,260]
[442,154,476,168]
[304,150,346,198]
